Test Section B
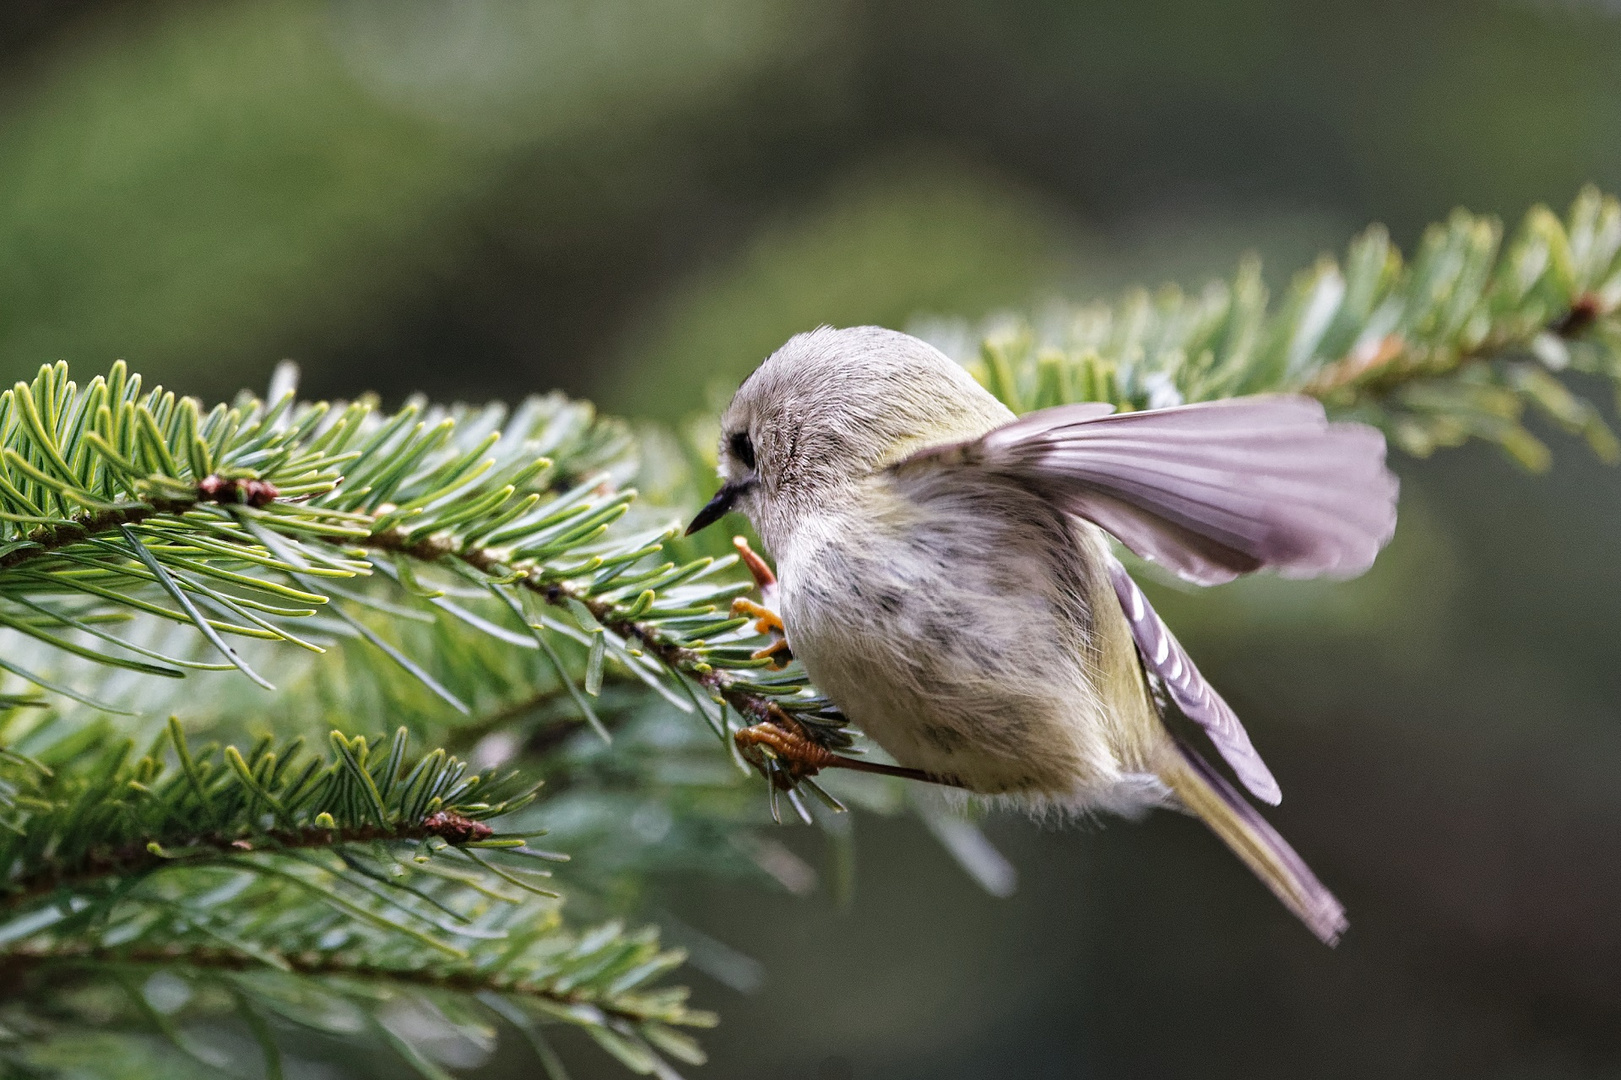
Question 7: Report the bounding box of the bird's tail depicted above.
[1159,740,1348,945]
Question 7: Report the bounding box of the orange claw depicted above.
[735,716,838,786]
[732,597,784,635]
[732,535,777,588]
[749,637,793,666]
[737,711,971,793]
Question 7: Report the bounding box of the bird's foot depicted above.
[732,534,777,591]
[731,536,792,665]
[737,712,969,825]
[732,597,784,635]
[734,714,838,789]
[748,637,793,663]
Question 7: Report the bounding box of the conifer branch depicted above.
[0,721,709,1077]
[0,721,540,911]
[0,942,712,1029]
[954,187,1621,470]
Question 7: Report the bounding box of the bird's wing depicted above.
[890,393,1395,803]
[1107,557,1280,804]
[892,395,1398,586]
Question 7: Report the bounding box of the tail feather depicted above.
[1161,740,1348,945]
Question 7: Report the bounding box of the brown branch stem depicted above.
[362,531,800,743]
[0,474,283,572]
[1,817,485,910]
[1303,292,1607,399]
[815,754,967,786]
[0,501,182,570]
[0,944,698,1026]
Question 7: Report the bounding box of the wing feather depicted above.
[898,395,1398,585]
[1109,558,1281,804]
[887,393,1398,801]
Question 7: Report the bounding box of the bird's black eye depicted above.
[728,431,756,470]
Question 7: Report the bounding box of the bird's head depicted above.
[686,326,1012,548]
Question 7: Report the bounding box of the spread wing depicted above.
[1108,558,1280,804]
[895,395,1398,586]
[890,393,1398,804]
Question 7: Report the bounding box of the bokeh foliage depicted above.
[0,0,827,402]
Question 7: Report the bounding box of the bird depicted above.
[685,325,1398,944]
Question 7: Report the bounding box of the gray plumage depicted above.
[902,394,1397,585]
[1107,560,1280,805]
[701,325,1399,944]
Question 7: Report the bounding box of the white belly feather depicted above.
[774,477,1171,814]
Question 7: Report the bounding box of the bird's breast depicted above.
[771,483,1155,798]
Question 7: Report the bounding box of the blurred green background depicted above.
[7,0,1621,1076]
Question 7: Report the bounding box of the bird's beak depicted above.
[686,481,746,535]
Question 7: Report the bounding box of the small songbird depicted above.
[686,326,1398,944]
